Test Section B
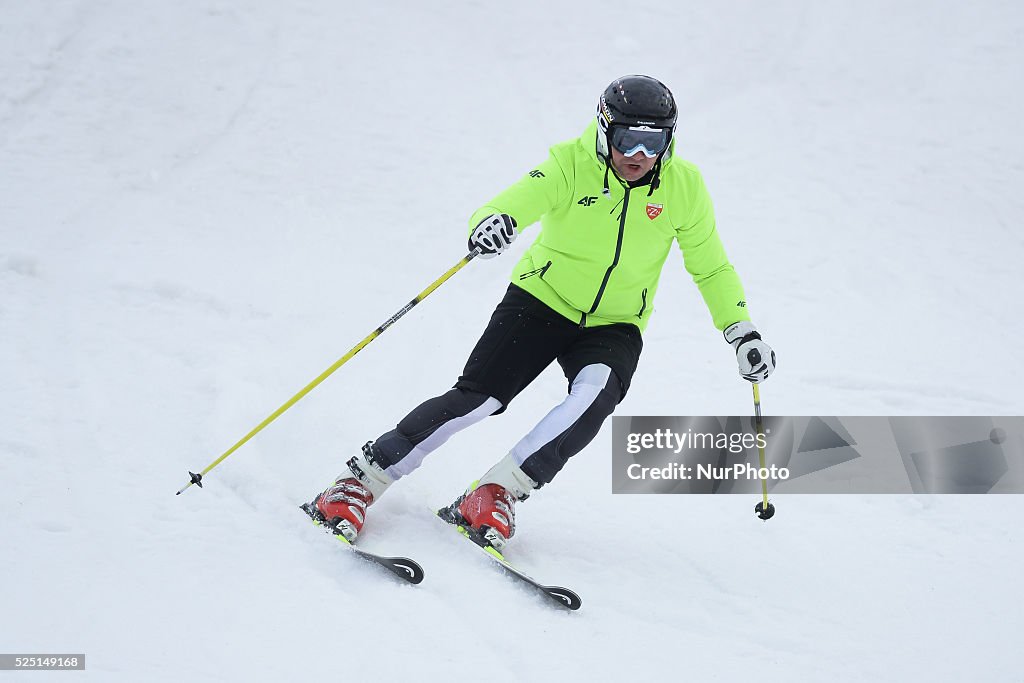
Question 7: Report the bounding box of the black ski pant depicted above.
[370,284,643,486]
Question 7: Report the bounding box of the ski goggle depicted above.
[609,125,670,158]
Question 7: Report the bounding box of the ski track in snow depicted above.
[2,1,1023,681]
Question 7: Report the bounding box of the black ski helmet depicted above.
[596,75,678,161]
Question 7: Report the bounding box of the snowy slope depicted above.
[2,1,1023,681]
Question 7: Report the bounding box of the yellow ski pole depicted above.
[176,249,481,495]
[752,382,775,520]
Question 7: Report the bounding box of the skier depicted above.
[307,75,776,549]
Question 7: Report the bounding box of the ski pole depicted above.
[752,382,775,520]
[176,249,481,495]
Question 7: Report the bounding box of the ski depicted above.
[435,507,581,611]
[300,503,424,584]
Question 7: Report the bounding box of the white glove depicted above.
[723,321,776,383]
[469,213,517,259]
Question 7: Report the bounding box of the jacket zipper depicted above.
[518,260,552,280]
[637,288,648,318]
[586,186,630,324]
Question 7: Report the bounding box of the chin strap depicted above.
[647,157,663,196]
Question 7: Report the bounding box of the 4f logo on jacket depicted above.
[577,196,599,206]
[646,203,663,220]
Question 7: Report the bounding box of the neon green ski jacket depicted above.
[469,120,750,333]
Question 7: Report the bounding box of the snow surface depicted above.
[3,1,1023,681]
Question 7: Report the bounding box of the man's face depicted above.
[609,146,658,183]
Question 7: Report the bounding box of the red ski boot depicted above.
[457,482,519,550]
[439,454,538,550]
[310,442,393,542]
[314,479,373,542]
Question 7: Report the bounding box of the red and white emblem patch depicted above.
[646,203,663,220]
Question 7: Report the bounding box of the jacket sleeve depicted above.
[468,145,573,233]
[675,172,752,331]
